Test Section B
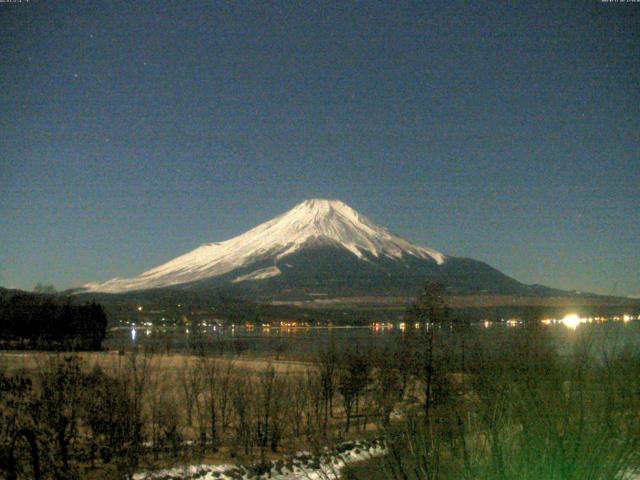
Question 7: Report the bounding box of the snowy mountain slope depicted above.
[82,199,446,294]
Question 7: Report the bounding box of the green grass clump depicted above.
[355,326,640,480]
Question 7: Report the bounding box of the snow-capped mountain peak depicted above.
[82,199,445,293]
[266,199,444,262]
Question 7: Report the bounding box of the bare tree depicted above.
[6,428,41,480]
[254,365,287,464]
[286,374,310,438]
[38,355,84,478]
[196,356,235,451]
[304,369,326,444]
[337,348,371,433]
[317,341,338,431]
[372,346,403,428]
[230,375,254,458]
[178,365,202,428]
[218,360,235,434]
[1,370,41,480]
[407,281,449,424]
[109,349,154,478]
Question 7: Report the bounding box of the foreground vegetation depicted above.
[347,325,640,479]
[1,285,639,479]
[1,345,395,478]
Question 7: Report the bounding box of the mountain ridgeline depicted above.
[80,199,564,300]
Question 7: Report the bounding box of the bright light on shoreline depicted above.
[561,313,581,330]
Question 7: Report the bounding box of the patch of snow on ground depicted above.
[133,439,386,480]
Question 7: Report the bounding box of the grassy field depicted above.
[0,345,393,478]
[0,350,313,376]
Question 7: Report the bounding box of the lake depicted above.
[105,316,640,359]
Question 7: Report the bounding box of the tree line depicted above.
[0,293,107,350]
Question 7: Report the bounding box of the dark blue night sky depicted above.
[1,1,638,295]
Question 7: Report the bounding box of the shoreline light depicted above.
[561,313,581,330]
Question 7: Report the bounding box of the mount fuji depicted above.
[80,199,552,299]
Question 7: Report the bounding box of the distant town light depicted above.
[561,313,581,330]
[137,306,143,312]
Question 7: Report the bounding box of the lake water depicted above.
[105,318,640,359]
